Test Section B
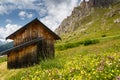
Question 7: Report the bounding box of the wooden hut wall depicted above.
[12,20,56,47]
[37,39,55,61]
[7,51,18,68]
[36,23,55,40]
[13,22,39,46]
[14,30,25,46]
[35,22,55,59]
[7,44,37,68]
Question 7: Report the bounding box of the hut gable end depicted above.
[6,18,60,41]
[1,18,60,69]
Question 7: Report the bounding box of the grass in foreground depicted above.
[0,56,7,63]
[8,37,120,80]
[0,62,20,80]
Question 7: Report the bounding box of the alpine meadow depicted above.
[0,0,120,80]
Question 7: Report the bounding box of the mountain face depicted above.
[0,42,13,55]
[55,0,119,37]
[89,0,115,7]
[0,41,3,45]
[0,40,8,46]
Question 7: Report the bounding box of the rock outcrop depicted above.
[89,0,115,7]
[55,0,117,35]
[55,0,91,35]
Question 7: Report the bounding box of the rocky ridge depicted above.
[55,0,116,35]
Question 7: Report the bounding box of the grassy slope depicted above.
[0,36,120,80]
[0,2,120,80]
[61,2,120,43]
[5,37,120,80]
[0,56,7,63]
[0,62,20,80]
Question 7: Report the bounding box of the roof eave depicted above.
[5,18,61,40]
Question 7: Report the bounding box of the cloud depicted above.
[0,0,37,14]
[5,19,12,23]
[40,16,59,31]
[40,0,81,31]
[27,13,33,19]
[0,24,21,39]
[81,0,89,1]
[0,0,81,31]
[0,2,17,15]
[0,5,8,15]
[19,11,26,17]
[18,11,34,19]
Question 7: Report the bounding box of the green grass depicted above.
[7,36,120,80]
[56,39,99,51]
[59,3,120,43]
[0,34,119,80]
[56,34,120,51]
[0,56,7,63]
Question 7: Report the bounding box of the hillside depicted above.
[0,0,120,80]
[0,42,13,55]
[0,40,8,47]
[1,35,120,80]
[55,0,120,43]
[0,41,3,46]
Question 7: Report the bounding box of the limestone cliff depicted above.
[55,0,117,35]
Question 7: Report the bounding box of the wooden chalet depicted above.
[1,18,61,69]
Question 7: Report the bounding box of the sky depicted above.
[0,0,81,42]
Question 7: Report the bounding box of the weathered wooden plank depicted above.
[7,44,37,68]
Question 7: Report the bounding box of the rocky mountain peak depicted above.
[90,0,115,7]
[55,0,116,35]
